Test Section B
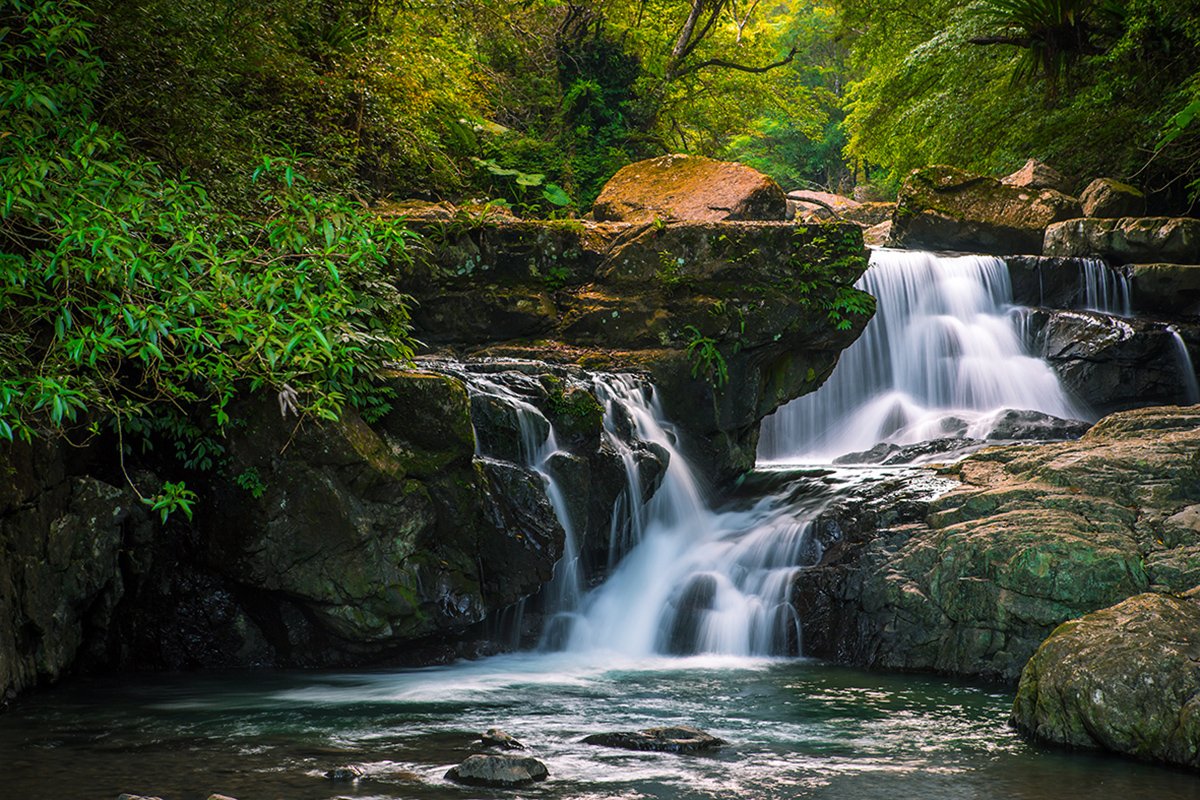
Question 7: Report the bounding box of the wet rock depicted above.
[324,765,364,781]
[1080,178,1146,218]
[983,409,1090,441]
[1012,592,1200,769]
[207,794,239,800]
[445,754,549,787]
[583,725,727,753]
[594,155,787,223]
[1003,255,1129,309]
[116,795,163,800]
[663,574,719,654]
[1043,217,1200,264]
[833,438,986,466]
[482,727,526,750]
[889,165,1080,254]
[1001,159,1073,195]
[796,405,1200,683]
[1026,309,1198,412]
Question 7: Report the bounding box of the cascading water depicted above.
[1166,326,1200,404]
[758,249,1086,462]
[1079,257,1132,315]
[554,376,820,657]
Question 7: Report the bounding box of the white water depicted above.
[553,376,824,657]
[758,249,1085,462]
[1078,257,1132,316]
[1166,326,1200,404]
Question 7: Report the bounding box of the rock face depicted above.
[582,725,726,753]
[445,754,549,787]
[1002,158,1072,195]
[1080,178,1146,218]
[1025,309,1200,413]
[592,155,787,223]
[796,405,1200,683]
[1012,592,1200,769]
[401,215,872,482]
[1128,263,1200,315]
[889,165,1080,255]
[0,439,150,702]
[1043,217,1200,264]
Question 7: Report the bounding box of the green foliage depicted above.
[146,480,198,523]
[684,325,729,388]
[0,0,418,466]
[234,467,267,499]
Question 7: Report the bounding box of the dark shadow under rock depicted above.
[582,725,726,753]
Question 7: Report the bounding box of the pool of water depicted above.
[3,654,1197,800]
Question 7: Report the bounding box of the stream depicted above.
[4,249,1198,798]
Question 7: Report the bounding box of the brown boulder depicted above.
[1001,158,1072,195]
[1080,178,1147,218]
[890,165,1080,255]
[593,155,787,223]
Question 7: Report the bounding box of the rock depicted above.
[1080,178,1146,218]
[842,202,895,227]
[582,725,726,753]
[1001,159,1073,195]
[890,165,1080,255]
[117,795,164,800]
[1002,255,1130,310]
[1128,263,1200,315]
[0,438,148,701]
[787,190,860,222]
[445,754,549,788]
[324,766,364,781]
[795,404,1200,682]
[482,727,525,749]
[863,220,891,247]
[593,155,787,223]
[207,795,239,800]
[983,409,1091,441]
[1012,592,1200,769]
[1043,217,1200,264]
[1026,309,1199,412]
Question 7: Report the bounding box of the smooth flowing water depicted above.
[5,656,1200,800]
[758,249,1085,462]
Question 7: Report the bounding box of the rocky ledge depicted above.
[796,404,1200,683]
[1011,591,1200,770]
[389,206,872,482]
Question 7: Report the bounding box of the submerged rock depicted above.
[582,725,726,753]
[889,165,1079,254]
[593,154,787,223]
[323,766,364,781]
[445,754,549,787]
[1012,592,1200,769]
[482,727,526,750]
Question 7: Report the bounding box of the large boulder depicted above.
[1001,158,1073,194]
[1080,178,1146,218]
[1012,592,1200,769]
[1043,217,1200,264]
[787,189,860,222]
[889,165,1080,254]
[796,404,1200,683]
[592,155,787,223]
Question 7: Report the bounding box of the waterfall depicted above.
[556,376,813,657]
[445,367,586,619]
[1166,326,1200,404]
[758,249,1085,463]
[1078,258,1131,316]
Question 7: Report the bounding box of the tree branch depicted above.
[674,44,798,77]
